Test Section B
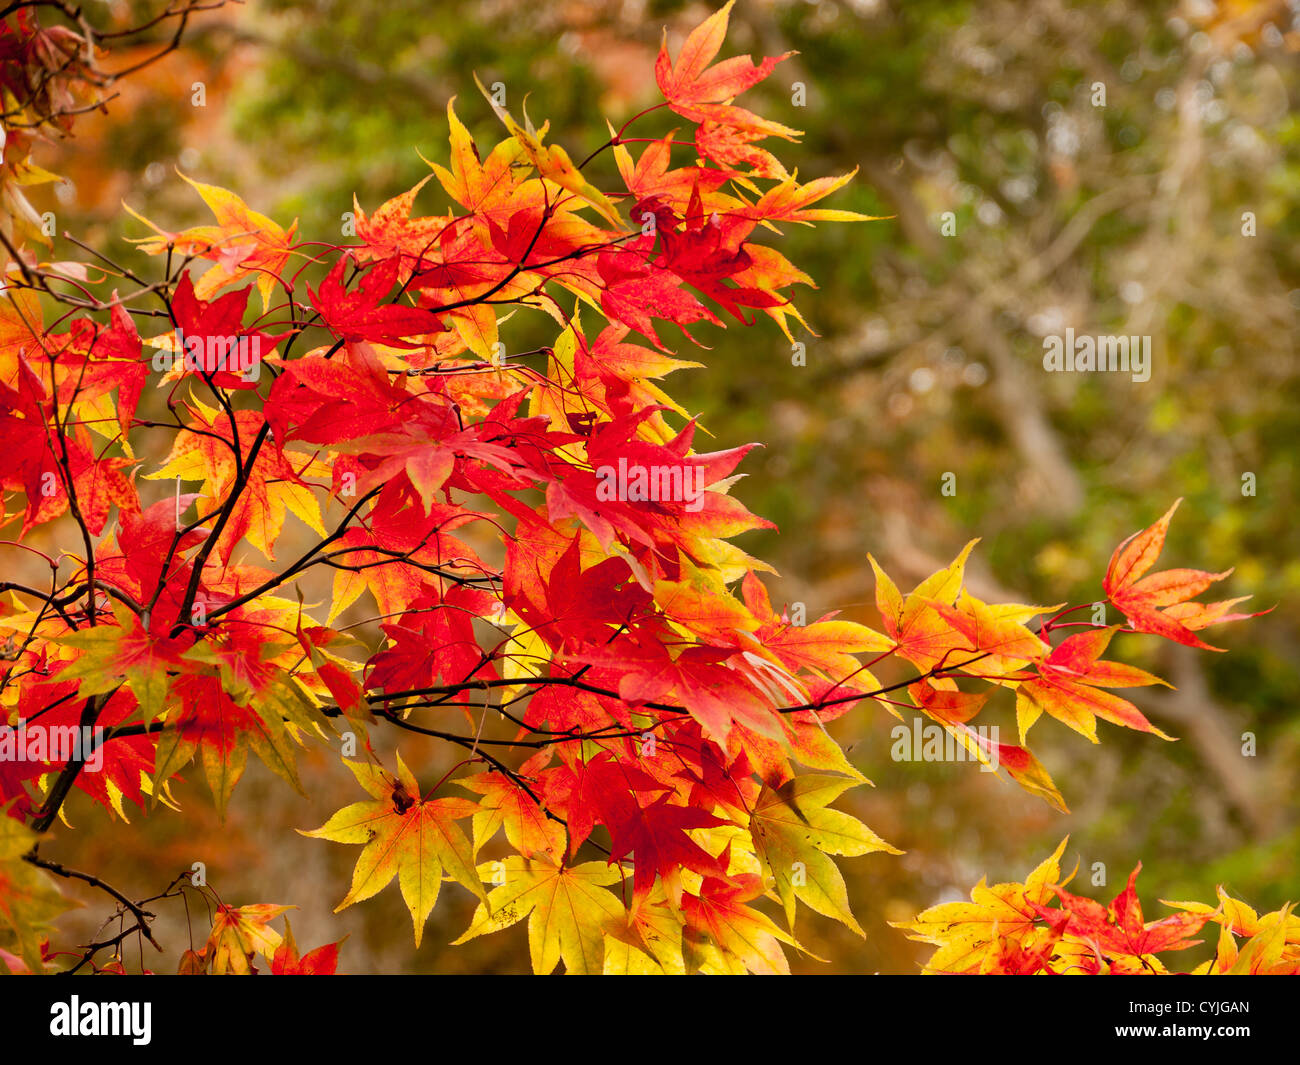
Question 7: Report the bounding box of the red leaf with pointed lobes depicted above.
[1041,863,1211,959]
[270,918,344,975]
[308,254,446,346]
[46,300,145,436]
[459,751,566,861]
[167,274,290,391]
[655,0,798,140]
[570,629,782,744]
[615,133,730,207]
[504,533,651,653]
[6,677,156,816]
[1103,499,1266,650]
[550,749,668,859]
[607,793,729,902]
[366,585,499,700]
[1013,626,1174,745]
[349,174,462,268]
[598,237,719,351]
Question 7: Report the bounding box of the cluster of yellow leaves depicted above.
[177,904,343,975]
[894,839,1300,975]
[304,755,900,974]
[1167,890,1300,975]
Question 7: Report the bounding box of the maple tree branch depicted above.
[372,706,609,854]
[22,854,163,953]
[170,421,272,635]
[30,689,118,832]
[202,485,384,622]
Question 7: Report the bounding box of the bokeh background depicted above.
[23,0,1300,972]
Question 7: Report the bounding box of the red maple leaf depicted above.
[1103,499,1264,650]
[1036,863,1210,959]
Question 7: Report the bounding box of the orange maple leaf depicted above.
[1014,626,1173,744]
[125,174,297,311]
[1103,498,1260,650]
[654,0,798,139]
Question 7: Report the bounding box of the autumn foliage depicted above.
[0,2,1285,975]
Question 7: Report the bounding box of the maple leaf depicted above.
[741,569,892,679]
[602,882,687,975]
[597,238,720,350]
[868,543,981,671]
[51,600,189,725]
[571,631,783,744]
[153,671,303,816]
[7,675,156,818]
[351,175,458,266]
[458,753,566,861]
[45,301,146,439]
[149,273,290,391]
[504,531,652,655]
[1103,498,1261,650]
[126,174,296,311]
[655,0,797,140]
[904,678,1069,813]
[548,750,668,857]
[1163,885,1300,955]
[892,838,1071,975]
[0,814,76,973]
[0,287,44,389]
[205,902,294,975]
[749,774,900,936]
[929,591,1054,677]
[609,793,730,903]
[744,171,881,226]
[366,586,498,699]
[453,854,625,975]
[1043,863,1210,961]
[0,360,137,535]
[427,100,531,231]
[1209,904,1300,975]
[473,73,623,229]
[682,872,803,975]
[1014,626,1173,744]
[270,918,344,975]
[147,401,329,564]
[326,490,490,625]
[696,120,791,180]
[300,755,488,946]
[87,494,207,629]
[308,254,446,347]
[614,133,731,207]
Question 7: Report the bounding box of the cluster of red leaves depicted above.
[0,2,1272,975]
